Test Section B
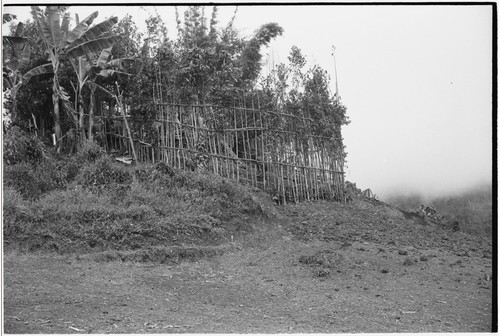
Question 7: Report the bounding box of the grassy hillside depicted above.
[3,128,492,256]
[3,131,277,255]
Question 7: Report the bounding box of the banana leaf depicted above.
[31,6,53,49]
[60,11,71,32]
[22,63,53,83]
[96,47,112,68]
[65,11,98,47]
[106,58,142,74]
[14,22,24,37]
[47,6,62,47]
[58,12,71,48]
[69,57,90,83]
[66,16,118,50]
[98,69,133,78]
[3,13,16,24]
[87,81,115,98]
[18,44,31,71]
[66,36,121,59]
[3,36,27,48]
[5,59,19,73]
[4,39,28,71]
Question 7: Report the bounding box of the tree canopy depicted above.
[3,6,348,155]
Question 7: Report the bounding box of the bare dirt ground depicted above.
[3,199,494,333]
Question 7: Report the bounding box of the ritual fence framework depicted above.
[94,101,346,204]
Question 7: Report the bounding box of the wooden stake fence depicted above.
[94,103,345,204]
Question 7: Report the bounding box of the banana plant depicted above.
[67,12,124,140]
[72,46,140,142]
[3,20,53,124]
[30,6,120,150]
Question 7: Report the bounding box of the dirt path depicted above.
[3,201,493,333]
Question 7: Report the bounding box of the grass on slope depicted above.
[4,153,276,255]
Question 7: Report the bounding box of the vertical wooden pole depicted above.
[233,107,239,182]
[115,82,137,162]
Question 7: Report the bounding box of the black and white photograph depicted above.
[2,1,495,333]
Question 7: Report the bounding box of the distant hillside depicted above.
[384,184,493,238]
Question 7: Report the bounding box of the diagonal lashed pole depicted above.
[115,81,138,162]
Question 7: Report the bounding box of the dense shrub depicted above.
[4,152,272,253]
[3,187,32,238]
[75,140,105,163]
[133,162,177,189]
[3,126,46,165]
[3,187,28,218]
[3,160,69,200]
[76,156,133,190]
[3,163,39,199]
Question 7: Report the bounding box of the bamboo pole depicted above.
[233,106,239,182]
[115,82,138,162]
[148,97,346,204]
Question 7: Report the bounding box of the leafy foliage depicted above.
[3,161,68,200]
[29,6,121,147]
[4,151,273,253]
[3,126,46,165]
[239,22,284,85]
[76,156,133,190]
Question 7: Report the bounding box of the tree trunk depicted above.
[78,86,86,141]
[52,93,61,150]
[10,90,18,125]
[117,96,137,162]
[88,86,95,142]
[52,60,62,151]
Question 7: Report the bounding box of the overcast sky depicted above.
[3,3,494,199]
